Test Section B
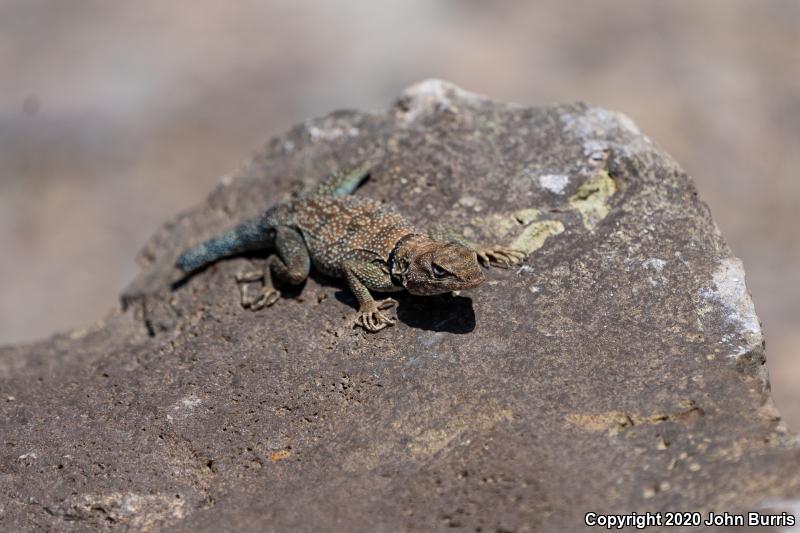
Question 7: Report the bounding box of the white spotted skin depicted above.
[290,196,417,277]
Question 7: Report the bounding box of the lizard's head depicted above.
[391,235,485,296]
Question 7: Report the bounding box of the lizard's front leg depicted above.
[427,224,526,268]
[343,260,399,332]
[473,246,527,269]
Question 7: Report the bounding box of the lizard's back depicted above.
[290,195,416,277]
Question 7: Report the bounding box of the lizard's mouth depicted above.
[455,269,486,290]
[404,269,485,295]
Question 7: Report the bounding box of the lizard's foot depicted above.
[240,283,280,310]
[236,270,264,283]
[476,246,527,268]
[353,298,397,332]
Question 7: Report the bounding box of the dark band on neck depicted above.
[388,233,424,284]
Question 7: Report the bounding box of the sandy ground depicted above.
[1,0,798,428]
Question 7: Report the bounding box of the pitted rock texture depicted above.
[1,80,798,532]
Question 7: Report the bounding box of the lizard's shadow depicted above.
[395,293,476,334]
[176,261,476,334]
[328,281,477,334]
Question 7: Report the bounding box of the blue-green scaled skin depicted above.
[176,163,525,332]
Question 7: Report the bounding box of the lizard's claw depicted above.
[476,246,527,268]
[236,270,265,283]
[353,298,397,332]
[250,288,281,310]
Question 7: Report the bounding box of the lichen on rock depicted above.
[569,169,618,230]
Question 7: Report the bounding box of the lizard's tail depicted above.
[176,216,271,274]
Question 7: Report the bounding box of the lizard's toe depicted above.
[495,248,527,266]
[353,307,396,332]
[376,298,398,311]
[506,248,528,261]
[478,246,527,268]
[250,288,280,310]
[236,270,264,283]
[479,249,510,268]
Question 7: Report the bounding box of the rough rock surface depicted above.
[1,80,798,532]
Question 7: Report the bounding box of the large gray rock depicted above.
[1,80,798,532]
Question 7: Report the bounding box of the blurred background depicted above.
[1,1,797,427]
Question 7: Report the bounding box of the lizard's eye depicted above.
[432,263,450,278]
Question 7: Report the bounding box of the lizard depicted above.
[175,163,525,332]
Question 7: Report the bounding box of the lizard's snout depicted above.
[462,266,485,289]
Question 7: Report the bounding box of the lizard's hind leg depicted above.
[307,162,371,197]
[237,226,310,310]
